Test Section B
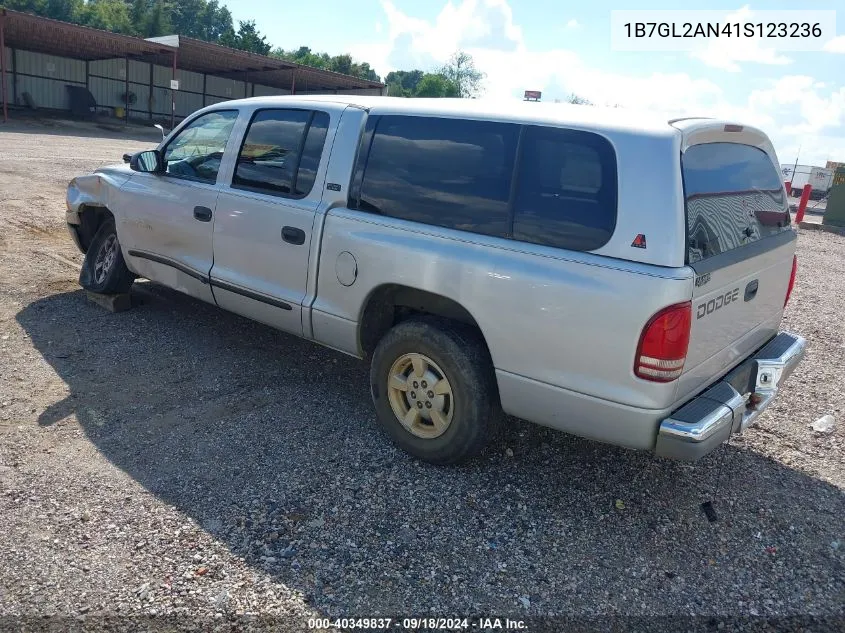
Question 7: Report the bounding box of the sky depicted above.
[226,0,844,167]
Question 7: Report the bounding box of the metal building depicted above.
[0,9,385,125]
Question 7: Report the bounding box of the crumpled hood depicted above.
[94,163,134,181]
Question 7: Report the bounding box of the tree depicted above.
[566,93,593,105]
[271,48,381,82]
[414,73,459,98]
[79,0,134,34]
[440,50,484,98]
[45,0,82,22]
[272,46,331,71]
[143,0,171,37]
[194,1,236,42]
[222,20,271,55]
[385,70,424,97]
[128,0,147,34]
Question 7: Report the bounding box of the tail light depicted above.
[784,255,797,307]
[635,302,692,382]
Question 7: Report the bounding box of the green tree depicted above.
[414,73,459,98]
[221,20,271,55]
[352,61,379,82]
[3,0,45,14]
[271,47,381,82]
[440,50,484,98]
[204,1,235,42]
[5,0,82,21]
[385,69,424,97]
[271,46,330,70]
[46,0,82,21]
[79,0,134,34]
[128,0,147,35]
[330,53,353,76]
[142,0,171,37]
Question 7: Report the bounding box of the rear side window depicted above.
[683,143,790,264]
[358,115,519,237]
[233,109,329,198]
[513,126,617,251]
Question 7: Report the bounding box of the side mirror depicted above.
[153,123,166,141]
[129,150,165,174]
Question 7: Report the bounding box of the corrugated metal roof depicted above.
[147,35,384,93]
[0,9,384,93]
[0,9,175,61]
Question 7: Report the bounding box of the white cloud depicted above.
[824,36,845,53]
[353,0,843,166]
[689,6,792,72]
[691,47,791,73]
[747,76,845,135]
[565,19,581,31]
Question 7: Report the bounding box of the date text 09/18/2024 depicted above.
[307,617,528,630]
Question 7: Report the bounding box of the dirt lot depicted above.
[0,119,843,631]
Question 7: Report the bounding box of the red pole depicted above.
[784,180,792,196]
[1,15,8,124]
[795,184,812,223]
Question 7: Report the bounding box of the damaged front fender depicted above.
[66,165,132,253]
[66,165,132,222]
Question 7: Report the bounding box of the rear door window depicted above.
[512,126,618,251]
[682,143,791,264]
[357,115,519,238]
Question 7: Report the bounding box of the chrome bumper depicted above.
[656,331,806,461]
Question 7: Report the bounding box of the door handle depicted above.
[282,226,306,245]
[744,279,759,302]
[193,206,213,222]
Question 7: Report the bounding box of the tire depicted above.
[79,219,134,294]
[369,316,500,464]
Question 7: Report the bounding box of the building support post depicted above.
[170,49,177,129]
[148,62,153,120]
[202,73,207,108]
[124,56,130,122]
[1,15,8,124]
[290,72,296,95]
[12,48,17,107]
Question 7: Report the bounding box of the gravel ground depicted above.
[0,119,843,632]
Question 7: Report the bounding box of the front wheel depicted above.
[79,219,134,294]
[369,317,500,464]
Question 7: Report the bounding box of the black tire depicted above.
[79,219,134,294]
[370,316,500,464]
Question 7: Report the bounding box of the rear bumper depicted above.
[656,331,806,461]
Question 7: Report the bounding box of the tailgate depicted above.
[674,133,796,401]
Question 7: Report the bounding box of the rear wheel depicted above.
[80,219,134,294]
[370,317,499,464]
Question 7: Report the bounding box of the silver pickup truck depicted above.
[66,96,805,464]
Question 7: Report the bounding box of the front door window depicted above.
[162,110,239,183]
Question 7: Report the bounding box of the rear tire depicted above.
[79,219,134,295]
[369,317,500,464]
